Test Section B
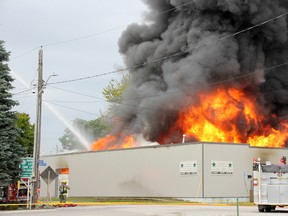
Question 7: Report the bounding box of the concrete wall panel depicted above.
[40,143,203,198]
[39,143,288,199]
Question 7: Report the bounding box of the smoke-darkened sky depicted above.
[114,0,288,145]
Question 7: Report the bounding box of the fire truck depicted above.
[253,158,288,212]
[0,178,30,203]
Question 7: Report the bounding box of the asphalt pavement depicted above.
[1,204,288,216]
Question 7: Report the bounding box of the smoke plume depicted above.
[114,0,288,145]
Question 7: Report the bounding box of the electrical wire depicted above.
[43,100,147,127]
[43,100,103,116]
[13,95,35,100]
[41,1,195,47]
[44,100,104,104]
[12,57,288,109]
[49,86,162,112]
[9,47,40,61]
[50,86,104,100]
[10,5,288,87]
[47,11,288,85]
[12,88,35,96]
[11,9,288,114]
[9,1,195,60]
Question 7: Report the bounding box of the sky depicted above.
[0,0,147,154]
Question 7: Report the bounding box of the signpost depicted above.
[40,166,58,185]
[19,157,33,178]
[40,166,58,202]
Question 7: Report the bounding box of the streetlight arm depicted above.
[38,73,58,95]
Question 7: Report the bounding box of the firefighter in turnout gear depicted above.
[59,180,70,203]
[277,156,287,165]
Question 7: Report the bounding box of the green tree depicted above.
[59,74,129,151]
[102,73,129,103]
[102,73,129,126]
[0,41,25,186]
[15,112,34,155]
[59,117,109,151]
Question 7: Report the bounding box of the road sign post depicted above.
[40,166,58,203]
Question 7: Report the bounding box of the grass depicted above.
[42,197,194,204]
[40,197,254,206]
[0,197,254,211]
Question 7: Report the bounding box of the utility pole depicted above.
[32,47,43,205]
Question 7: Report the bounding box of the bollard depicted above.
[236,197,239,216]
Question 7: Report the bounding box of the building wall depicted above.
[39,142,288,198]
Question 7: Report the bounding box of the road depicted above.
[0,204,288,216]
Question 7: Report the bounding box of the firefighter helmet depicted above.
[280,156,286,163]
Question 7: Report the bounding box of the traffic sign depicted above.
[40,166,58,185]
[39,162,47,166]
[19,157,33,177]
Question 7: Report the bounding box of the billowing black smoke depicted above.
[114,0,288,144]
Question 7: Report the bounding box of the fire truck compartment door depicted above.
[267,185,280,203]
[280,185,288,203]
[267,185,288,204]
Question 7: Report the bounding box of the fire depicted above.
[174,87,288,147]
[59,168,69,174]
[91,87,288,151]
[91,134,136,151]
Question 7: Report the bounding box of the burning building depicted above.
[39,1,288,200]
[91,0,288,151]
[40,142,288,199]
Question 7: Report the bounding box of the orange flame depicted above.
[175,87,288,147]
[59,168,69,174]
[91,134,136,151]
[91,87,288,151]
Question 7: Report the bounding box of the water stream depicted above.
[11,70,90,151]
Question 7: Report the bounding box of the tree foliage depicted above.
[15,112,34,155]
[59,74,130,151]
[102,73,129,103]
[102,73,129,124]
[59,117,109,151]
[0,41,25,185]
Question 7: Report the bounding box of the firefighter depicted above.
[278,156,287,165]
[59,180,70,203]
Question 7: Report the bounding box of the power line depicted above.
[10,47,40,61]
[12,57,288,105]
[50,86,105,100]
[50,86,161,112]
[43,100,147,127]
[48,68,127,85]
[46,11,288,85]
[9,1,195,60]
[43,100,103,116]
[11,10,288,102]
[13,95,35,99]
[12,88,35,95]
[41,1,195,47]
[10,6,288,87]
[44,100,104,104]
[47,56,288,115]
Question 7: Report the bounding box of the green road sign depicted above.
[20,157,33,177]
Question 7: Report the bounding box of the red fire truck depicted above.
[0,178,30,203]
